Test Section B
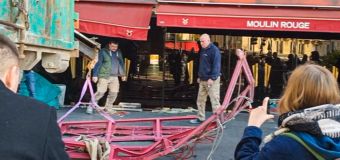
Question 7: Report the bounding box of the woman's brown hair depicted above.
[279,64,340,114]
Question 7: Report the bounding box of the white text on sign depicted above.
[246,20,310,29]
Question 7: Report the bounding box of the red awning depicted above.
[76,1,153,40]
[157,0,340,8]
[156,4,340,33]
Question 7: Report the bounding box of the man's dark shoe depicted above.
[189,119,203,124]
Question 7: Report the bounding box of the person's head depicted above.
[288,53,293,60]
[279,64,340,114]
[190,47,195,52]
[311,51,320,61]
[0,34,20,92]
[213,42,219,48]
[273,52,278,58]
[267,52,272,57]
[302,54,308,60]
[108,41,119,52]
[199,33,211,49]
[196,40,202,50]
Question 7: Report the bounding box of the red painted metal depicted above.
[156,3,340,33]
[75,2,153,40]
[165,41,200,52]
[59,49,254,159]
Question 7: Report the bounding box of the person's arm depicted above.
[24,70,36,98]
[235,127,312,160]
[92,50,104,77]
[235,98,274,160]
[118,51,127,81]
[44,108,69,160]
[119,51,126,76]
[210,47,221,80]
[234,126,264,160]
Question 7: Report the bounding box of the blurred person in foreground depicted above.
[235,64,340,160]
[0,34,68,159]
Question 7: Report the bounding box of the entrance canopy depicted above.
[76,0,154,40]
[156,3,340,33]
[157,0,340,8]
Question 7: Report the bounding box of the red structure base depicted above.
[59,49,254,159]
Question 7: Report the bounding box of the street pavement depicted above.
[57,107,278,160]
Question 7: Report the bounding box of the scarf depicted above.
[278,104,340,138]
[264,104,340,143]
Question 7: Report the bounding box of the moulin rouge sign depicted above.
[246,20,310,30]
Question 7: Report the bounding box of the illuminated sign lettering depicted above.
[246,20,310,30]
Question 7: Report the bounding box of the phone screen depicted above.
[267,99,280,114]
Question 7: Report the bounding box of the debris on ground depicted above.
[151,107,197,114]
[111,103,143,112]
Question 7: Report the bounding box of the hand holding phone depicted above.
[267,99,280,114]
[247,97,275,127]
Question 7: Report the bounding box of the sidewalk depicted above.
[57,108,278,159]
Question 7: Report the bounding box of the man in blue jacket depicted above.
[190,34,221,124]
[92,41,126,113]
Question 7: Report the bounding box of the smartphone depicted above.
[267,99,280,114]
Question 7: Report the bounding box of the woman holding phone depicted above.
[235,64,340,160]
